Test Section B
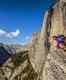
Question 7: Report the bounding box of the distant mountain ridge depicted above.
[0,43,16,64]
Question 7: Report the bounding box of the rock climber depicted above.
[49,35,66,51]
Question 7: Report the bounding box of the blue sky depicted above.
[0,0,55,45]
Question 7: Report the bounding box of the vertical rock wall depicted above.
[29,0,66,80]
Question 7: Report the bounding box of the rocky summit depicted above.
[0,0,66,80]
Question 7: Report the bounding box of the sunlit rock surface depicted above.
[0,0,66,80]
[42,48,66,80]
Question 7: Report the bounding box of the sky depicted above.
[0,0,56,45]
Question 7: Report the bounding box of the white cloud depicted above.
[0,29,6,35]
[9,29,20,38]
[0,29,20,38]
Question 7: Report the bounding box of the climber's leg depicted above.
[59,43,65,49]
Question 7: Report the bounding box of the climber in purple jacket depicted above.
[56,35,65,48]
[49,35,66,50]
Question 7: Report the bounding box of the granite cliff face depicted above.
[0,0,66,80]
[29,0,66,80]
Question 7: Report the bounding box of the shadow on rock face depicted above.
[0,46,15,65]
